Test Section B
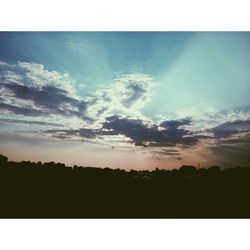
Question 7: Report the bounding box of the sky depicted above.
[0,32,249,170]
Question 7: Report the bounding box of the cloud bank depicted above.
[1,60,250,167]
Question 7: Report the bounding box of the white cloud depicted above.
[87,73,156,127]
[1,61,156,128]
[181,109,250,132]
[0,60,88,129]
[17,61,78,98]
[2,59,249,155]
[1,70,23,84]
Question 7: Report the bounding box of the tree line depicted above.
[0,154,250,218]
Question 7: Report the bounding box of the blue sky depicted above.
[0,32,193,93]
[0,32,249,169]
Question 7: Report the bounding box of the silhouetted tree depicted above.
[0,154,8,164]
[0,154,249,218]
[179,165,197,175]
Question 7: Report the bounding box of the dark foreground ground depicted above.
[0,154,250,218]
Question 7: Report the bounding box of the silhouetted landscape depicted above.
[0,154,250,218]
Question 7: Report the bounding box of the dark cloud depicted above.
[212,120,250,138]
[103,116,201,147]
[98,129,119,136]
[218,134,250,144]
[123,83,147,108]
[159,118,192,129]
[103,116,165,143]
[0,102,49,116]
[164,149,179,153]
[210,139,250,167]
[162,149,181,155]
[47,128,97,139]
[154,149,181,156]
[0,118,63,127]
[209,122,250,167]
[43,116,205,147]
[134,142,147,147]
[0,81,88,118]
